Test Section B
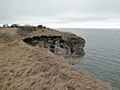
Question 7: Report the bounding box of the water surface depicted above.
[57,28,120,90]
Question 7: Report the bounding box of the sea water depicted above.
[57,28,120,90]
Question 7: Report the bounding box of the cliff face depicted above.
[65,37,85,56]
[23,34,85,58]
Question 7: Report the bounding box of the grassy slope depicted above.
[0,28,112,90]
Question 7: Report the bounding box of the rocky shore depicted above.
[0,27,112,90]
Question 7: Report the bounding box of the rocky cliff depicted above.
[23,33,85,58]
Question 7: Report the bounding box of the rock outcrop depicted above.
[23,35,85,58]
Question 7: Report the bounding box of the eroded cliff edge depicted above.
[23,32,85,58]
[0,27,112,90]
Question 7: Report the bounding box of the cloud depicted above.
[0,0,120,28]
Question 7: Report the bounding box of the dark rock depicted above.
[49,45,55,52]
[65,37,85,56]
[43,26,46,28]
[60,44,64,48]
[11,24,21,28]
[37,25,43,29]
[23,35,85,57]
[37,25,46,29]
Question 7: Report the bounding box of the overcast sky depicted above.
[0,0,120,28]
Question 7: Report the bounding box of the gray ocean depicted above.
[57,28,120,90]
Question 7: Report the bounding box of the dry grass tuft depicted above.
[17,25,36,36]
[0,32,14,43]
